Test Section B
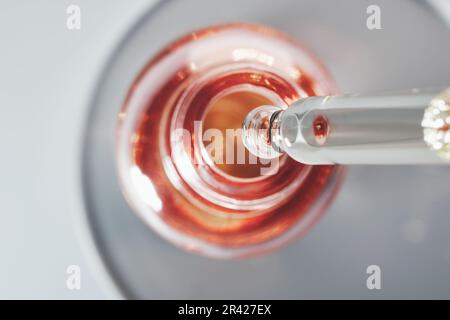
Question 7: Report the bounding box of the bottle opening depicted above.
[202,90,274,179]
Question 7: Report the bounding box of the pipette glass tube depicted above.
[243,89,448,165]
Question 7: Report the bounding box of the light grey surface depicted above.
[83,0,450,299]
[0,0,152,299]
[0,0,449,299]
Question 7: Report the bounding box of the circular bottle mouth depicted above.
[116,23,342,257]
[201,88,277,180]
[166,63,312,212]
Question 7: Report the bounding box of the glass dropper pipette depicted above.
[242,87,450,164]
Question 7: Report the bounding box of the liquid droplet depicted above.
[242,105,283,159]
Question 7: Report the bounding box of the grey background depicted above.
[1,0,450,298]
[0,0,152,299]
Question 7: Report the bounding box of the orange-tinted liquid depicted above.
[120,23,343,257]
[202,91,272,178]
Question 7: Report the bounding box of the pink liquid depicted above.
[118,23,343,257]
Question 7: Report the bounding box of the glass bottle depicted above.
[116,23,344,258]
